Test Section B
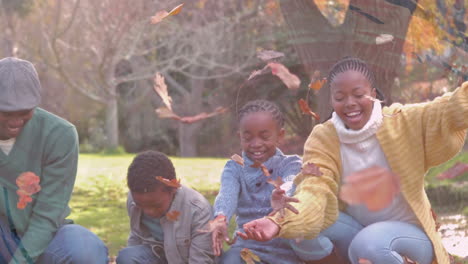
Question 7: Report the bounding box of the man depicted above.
[0,57,108,263]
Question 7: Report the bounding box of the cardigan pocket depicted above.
[176,236,191,260]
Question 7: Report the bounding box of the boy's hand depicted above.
[237,218,280,242]
[269,188,299,217]
[210,215,229,256]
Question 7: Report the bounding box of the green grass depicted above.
[70,151,468,259]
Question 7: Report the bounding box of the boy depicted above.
[117,150,215,264]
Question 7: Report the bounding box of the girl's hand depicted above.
[339,166,400,211]
[269,188,300,217]
[211,215,229,256]
[237,218,280,242]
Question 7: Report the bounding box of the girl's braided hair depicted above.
[127,150,176,193]
[237,99,285,128]
[327,57,385,102]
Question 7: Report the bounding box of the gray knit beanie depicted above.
[0,57,42,111]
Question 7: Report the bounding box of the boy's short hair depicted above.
[127,150,176,193]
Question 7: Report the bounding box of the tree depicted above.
[0,0,33,56]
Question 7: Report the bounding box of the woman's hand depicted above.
[340,166,400,211]
[237,217,280,242]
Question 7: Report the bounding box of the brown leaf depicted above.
[268,62,301,90]
[179,107,228,124]
[359,258,372,264]
[240,248,261,264]
[257,50,285,62]
[308,79,326,91]
[250,162,270,177]
[298,99,320,120]
[166,210,181,221]
[267,177,284,189]
[150,3,184,24]
[155,176,181,188]
[231,154,244,166]
[301,162,323,176]
[436,162,468,180]
[155,107,181,120]
[153,73,173,110]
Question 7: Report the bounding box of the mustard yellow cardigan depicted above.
[270,82,468,264]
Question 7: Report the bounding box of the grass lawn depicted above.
[69,151,468,260]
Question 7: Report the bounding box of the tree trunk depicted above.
[177,74,204,157]
[178,122,201,157]
[105,95,119,149]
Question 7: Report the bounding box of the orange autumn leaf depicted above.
[155,176,181,188]
[298,99,320,120]
[155,107,181,120]
[150,3,184,25]
[308,79,326,91]
[240,248,261,264]
[266,176,284,189]
[166,210,181,221]
[231,154,244,166]
[179,107,228,124]
[339,166,400,211]
[16,172,41,209]
[436,162,468,180]
[268,62,301,90]
[359,258,372,264]
[301,162,323,176]
[250,162,270,177]
[153,73,173,110]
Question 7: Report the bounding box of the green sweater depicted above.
[0,107,78,263]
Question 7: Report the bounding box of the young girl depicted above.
[212,100,344,263]
[238,58,468,264]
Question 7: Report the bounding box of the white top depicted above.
[0,138,15,155]
[331,101,419,226]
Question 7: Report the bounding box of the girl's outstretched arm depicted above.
[267,122,342,240]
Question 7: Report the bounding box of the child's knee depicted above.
[290,236,334,261]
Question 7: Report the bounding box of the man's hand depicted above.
[237,217,280,242]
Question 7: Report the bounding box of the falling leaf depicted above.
[301,162,323,176]
[150,3,184,24]
[16,172,41,209]
[155,107,181,120]
[257,50,284,62]
[359,258,372,264]
[375,34,394,45]
[231,154,244,166]
[155,176,181,188]
[298,99,320,120]
[179,107,228,124]
[153,73,173,110]
[266,176,284,189]
[250,162,270,177]
[166,210,181,221]
[240,248,261,264]
[308,79,326,91]
[268,62,301,90]
[339,166,400,211]
[436,162,468,180]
